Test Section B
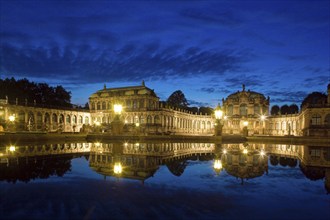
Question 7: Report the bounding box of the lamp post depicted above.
[8,114,16,132]
[260,115,266,135]
[214,104,223,136]
[111,104,124,135]
[243,120,248,136]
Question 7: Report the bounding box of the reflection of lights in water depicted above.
[114,162,122,174]
[243,148,248,154]
[214,159,222,170]
[9,146,16,152]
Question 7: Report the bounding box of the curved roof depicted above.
[227,89,266,100]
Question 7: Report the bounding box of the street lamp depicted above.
[213,159,223,175]
[114,104,123,115]
[214,104,223,136]
[260,115,266,135]
[9,115,15,122]
[114,162,123,174]
[243,121,248,136]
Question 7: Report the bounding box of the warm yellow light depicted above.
[114,104,123,114]
[0,153,3,157]
[95,142,101,147]
[124,120,128,124]
[124,142,128,147]
[243,148,248,154]
[223,149,227,154]
[260,115,266,121]
[260,150,265,156]
[94,121,101,126]
[243,121,248,127]
[214,109,223,120]
[135,143,140,147]
[135,122,140,127]
[9,115,15,122]
[224,115,228,120]
[9,146,16,152]
[114,162,122,174]
[214,159,222,170]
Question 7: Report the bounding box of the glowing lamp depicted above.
[9,115,15,122]
[135,122,140,127]
[214,159,223,170]
[243,121,248,127]
[223,149,227,154]
[114,162,123,174]
[243,148,248,154]
[114,104,123,115]
[214,109,223,120]
[9,146,16,152]
[260,115,266,121]
[94,121,101,126]
[260,150,265,156]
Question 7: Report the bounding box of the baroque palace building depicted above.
[0,82,329,137]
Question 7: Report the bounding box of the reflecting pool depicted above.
[0,142,329,219]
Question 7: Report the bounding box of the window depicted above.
[97,102,101,110]
[227,105,233,116]
[240,104,247,116]
[102,102,106,110]
[66,115,71,123]
[311,114,321,125]
[254,105,260,115]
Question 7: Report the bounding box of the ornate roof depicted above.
[89,81,158,99]
[226,84,266,100]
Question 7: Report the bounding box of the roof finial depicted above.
[142,80,145,86]
[242,84,245,92]
[104,84,106,90]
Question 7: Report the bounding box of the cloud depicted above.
[180,8,242,26]
[0,43,250,84]
[266,91,308,104]
[187,99,210,107]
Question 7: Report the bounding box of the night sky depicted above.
[0,0,329,107]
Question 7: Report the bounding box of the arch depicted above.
[201,121,205,129]
[66,115,71,124]
[52,113,58,124]
[147,115,152,124]
[84,116,89,125]
[59,114,64,124]
[78,116,83,124]
[281,121,286,130]
[240,104,247,116]
[126,115,132,124]
[140,115,145,124]
[311,114,321,125]
[102,116,106,123]
[154,115,161,124]
[36,112,42,130]
[72,115,77,124]
[134,115,139,123]
[102,101,106,110]
[207,121,211,130]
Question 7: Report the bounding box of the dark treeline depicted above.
[270,104,299,115]
[0,77,72,108]
[165,90,213,115]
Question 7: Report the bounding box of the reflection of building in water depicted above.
[216,143,269,184]
[89,142,215,181]
[0,143,91,183]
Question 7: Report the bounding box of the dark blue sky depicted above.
[0,0,329,107]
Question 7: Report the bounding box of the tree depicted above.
[199,106,213,115]
[0,77,72,107]
[280,104,289,115]
[288,104,299,114]
[271,105,280,115]
[301,92,327,109]
[166,90,189,109]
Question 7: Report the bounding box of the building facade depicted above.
[1,82,329,137]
